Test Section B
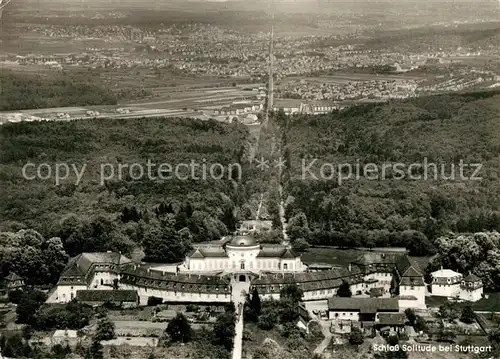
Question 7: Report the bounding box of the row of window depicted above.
[333,312,355,317]
[189,260,293,270]
[432,277,460,284]
[435,282,476,288]
[142,287,230,297]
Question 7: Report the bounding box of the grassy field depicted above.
[300,247,366,267]
[470,293,500,312]
[300,247,433,271]
[426,292,500,312]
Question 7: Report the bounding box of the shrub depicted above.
[186,304,200,313]
[349,327,364,346]
[147,296,163,306]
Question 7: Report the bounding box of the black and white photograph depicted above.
[0,0,500,358]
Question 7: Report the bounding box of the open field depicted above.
[281,72,427,85]
[469,293,500,312]
[300,247,366,267]
[426,292,500,312]
[300,247,433,270]
[102,336,158,347]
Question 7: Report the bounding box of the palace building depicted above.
[48,234,435,309]
[179,235,307,282]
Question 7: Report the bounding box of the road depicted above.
[313,321,333,358]
[231,281,250,359]
[278,185,289,246]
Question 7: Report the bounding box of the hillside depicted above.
[0,71,119,111]
[0,117,254,258]
[279,90,500,254]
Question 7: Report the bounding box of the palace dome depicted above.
[228,235,257,247]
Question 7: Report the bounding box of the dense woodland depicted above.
[278,90,500,257]
[0,71,118,111]
[2,91,500,290]
[0,117,270,285]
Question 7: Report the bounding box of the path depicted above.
[232,281,250,359]
[278,185,289,246]
[313,320,333,358]
[247,122,262,164]
[256,193,264,220]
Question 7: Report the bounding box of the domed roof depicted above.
[228,235,257,247]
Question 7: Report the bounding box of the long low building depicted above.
[251,266,364,301]
[76,289,139,308]
[328,297,400,321]
[120,264,232,304]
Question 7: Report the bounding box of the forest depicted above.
[0,117,271,286]
[0,71,118,111]
[279,90,500,257]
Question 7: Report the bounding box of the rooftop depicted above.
[463,273,481,283]
[5,272,22,281]
[228,235,258,247]
[60,252,132,279]
[377,313,407,326]
[76,289,138,303]
[327,297,399,313]
[431,269,462,278]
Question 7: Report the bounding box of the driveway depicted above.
[232,282,250,359]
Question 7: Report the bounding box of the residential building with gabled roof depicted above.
[48,251,132,303]
[392,255,426,309]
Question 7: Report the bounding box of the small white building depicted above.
[458,273,483,302]
[431,269,462,297]
[431,269,483,302]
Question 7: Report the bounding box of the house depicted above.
[4,272,24,293]
[327,297,399,322]
[76,289,139,308]
[375,312,407,334]
[431,269,483,302]
[430,269,462,297]
[252,264,363,301]
[48,251,132,303]
[392,255,426,309]
[310,101,338,114]
[274,99,302,114]
[119,264,232,304]
[181,236,306,280]
[459,273,483,302]
[351,252,399,295]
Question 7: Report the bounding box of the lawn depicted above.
[300,246,433,272]
[300,247,368,268]
[427,293,500,312]
[425,296,450,308]
[471,292,500,312]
